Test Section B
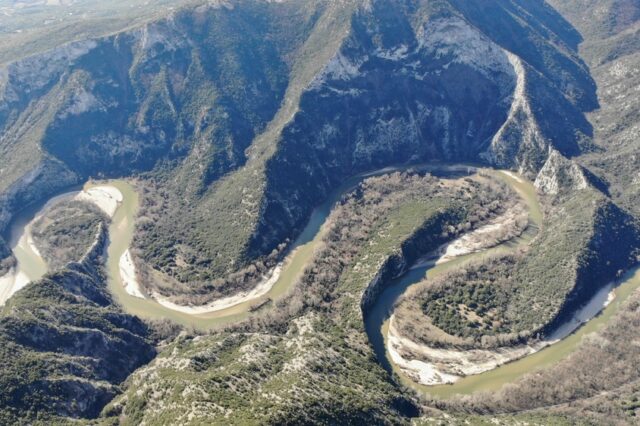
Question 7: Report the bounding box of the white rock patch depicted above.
[534,149,589,195]
[5,39,97,95]
[309,51,363,90]
[120,249,145,299]
[60,87,100,118]
[435,205,527,264]
[0,269,30,307]
[417,17,513,78]
[76,185,123,218]
[375,44,409,61]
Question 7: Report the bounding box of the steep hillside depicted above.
[0,227,156,424]
[226,0,596,285]
[1,1,638,424]
[133,0,595,301]
[0,0,337,276]
[547,0,640,216]
[422,1,640,422]
[103,172,511,424]
[0,0,599,302]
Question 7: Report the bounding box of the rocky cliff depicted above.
[0,1,639,424]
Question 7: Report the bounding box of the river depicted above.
[364,171,640,398]
[5,165,640,398]
[101,164,476,329]
[1,188,82,306]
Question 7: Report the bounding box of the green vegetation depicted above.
[103,173,504,424]
[0,0,597,306]
[0,0,353,292]
[410,255,519,342]
[417,3,640,420]
[513,192,640,333]
[31,199,107,270]
[128,0,355,301]
[548,0,640,221]
[414,412,578,425]
[0,0,637,424]
[104,172,511,424]
[435,268,640,424]
[395,185,640,350]
[0,243,155,424]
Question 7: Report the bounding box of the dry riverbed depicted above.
[151,263,284,314]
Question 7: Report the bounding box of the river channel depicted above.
[6,165,640,398]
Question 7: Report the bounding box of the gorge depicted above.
[1,0,639,424]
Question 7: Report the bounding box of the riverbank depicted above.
[100,164,476,327]
[76,186,123,218]
[86,179,319,328]
[387,282,616,386]
[366,169,640,399]
[408,202,529,270]
[0,216,45,306]
[437,205,527,264]
[0,268,29,307]
[0,184,124,307]
[363,169,546,395]
[152,263,283,314]
[7,164,631,401]
[119,249,145,299]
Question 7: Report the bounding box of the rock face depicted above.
[247,0,596,270]
[0,0,598,289]
[534,149,590,195]
[0,1,638,424]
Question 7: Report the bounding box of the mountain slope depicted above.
[0,0,344,277]
[0,227,156,424]
[133,0,598,300]
[0,1,597,297]
[0,1,637,423]
[547,0,640,219]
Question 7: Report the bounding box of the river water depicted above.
[1,188,82,306]
[100,165,476,328]
[6,166,640,398]
[365,171,640,398]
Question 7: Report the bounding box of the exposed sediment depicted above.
[388,282,616,385]
[151,263,283,314]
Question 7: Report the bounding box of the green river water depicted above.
[365,171,640,398]
[8,166,640,398]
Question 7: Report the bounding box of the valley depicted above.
[5,164,513,329]
[5,164,635,405]
[0,0,639,424]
